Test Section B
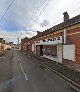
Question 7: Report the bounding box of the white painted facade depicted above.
[35,36,62,45]
[63,45,75,61]
[34,36,63,63]
[32,44,35,51]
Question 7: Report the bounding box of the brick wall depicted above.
[63,27,80,71]
[21,22,80,70]
[0,44,4,52]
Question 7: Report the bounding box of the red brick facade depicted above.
[21,12,80,70]
[0,38,6,52]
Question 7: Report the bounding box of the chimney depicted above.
[63,12,69,22]
[37,31,41,35]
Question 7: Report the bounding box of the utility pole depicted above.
[17,38,19,45]
[17,38,19,49]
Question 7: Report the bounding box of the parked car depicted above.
[7,48,11,50]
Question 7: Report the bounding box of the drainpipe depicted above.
[35,45,36,54]
[35,42,36,54]
[64,28,67,44]
[63,12,69,44]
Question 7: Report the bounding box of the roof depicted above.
[22,14,80,41]
[35,14,80,38]
[0,38,3,43]
[21,37,30,42]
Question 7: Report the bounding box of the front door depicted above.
[40,45,43,56]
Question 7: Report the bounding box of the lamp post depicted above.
[17,38,19,49]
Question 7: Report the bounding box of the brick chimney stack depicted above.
[37,31,41,35]
[63,12,69,22]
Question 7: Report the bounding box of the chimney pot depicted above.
[63,12,69,22]
[37,31,41,35]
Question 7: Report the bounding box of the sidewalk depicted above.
[23,52,80,92]
[65,62,80,72]
[0,50,6,57]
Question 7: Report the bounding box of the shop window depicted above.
[52,54,57,57]
[51,46,57,57]
[43,52,45,54]
[46,48,51,55]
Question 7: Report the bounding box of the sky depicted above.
[0,0,80,44]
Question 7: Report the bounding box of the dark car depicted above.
[7,48,11,50]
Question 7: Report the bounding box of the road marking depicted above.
[0,57,6,59]
[16,54,20,61]
[20,63,28,80]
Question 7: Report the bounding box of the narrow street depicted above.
[0,49,77,92]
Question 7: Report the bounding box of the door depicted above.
[40,45,43,56]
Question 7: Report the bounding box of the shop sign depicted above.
[42,36,61,42]
[35,36,62,45]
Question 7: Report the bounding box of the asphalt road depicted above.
[0,49,77,92]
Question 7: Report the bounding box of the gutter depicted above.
[64,28,67,44]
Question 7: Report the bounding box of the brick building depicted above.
[21,37,31,52]
[0,38,6,52]
[21,12,80,70]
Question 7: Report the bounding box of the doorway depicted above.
[40,45,43,56]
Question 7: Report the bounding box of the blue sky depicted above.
[0,0,80,43]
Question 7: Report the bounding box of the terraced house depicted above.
[21,12,80,70]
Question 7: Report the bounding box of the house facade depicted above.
[0,38,6,52]
[21,12,80,69]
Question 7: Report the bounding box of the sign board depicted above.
[63,45,75,61]
[35,36,62,45]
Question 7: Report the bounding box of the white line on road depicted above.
[16,54,20,61]
[20,63,28,80]
[0,57,6,59]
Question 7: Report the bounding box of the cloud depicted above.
[0,29,37,43]
[0,0,80,43]
[0,29,20,43]
[40,19,50,27]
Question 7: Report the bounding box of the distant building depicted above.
[0,38,6,52]
[21,12,80,71]
[9,42,13,46]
